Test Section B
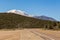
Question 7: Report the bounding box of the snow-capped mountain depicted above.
[34,15,56,21]
[7,9,56,21]
[7,9,32,17]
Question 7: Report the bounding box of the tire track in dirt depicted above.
[28,29,55,40]
[20,29,44,40]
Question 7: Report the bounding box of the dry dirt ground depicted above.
[31,29,60,40]
[0,29,60,40]
[0,30,20,40]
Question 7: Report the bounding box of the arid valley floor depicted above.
[0,29,60,40]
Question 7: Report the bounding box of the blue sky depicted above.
[0,0,60,21]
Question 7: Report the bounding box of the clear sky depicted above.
[0,0,60,21]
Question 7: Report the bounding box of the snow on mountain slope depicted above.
[7,9,57,21]
[7,9,32,17]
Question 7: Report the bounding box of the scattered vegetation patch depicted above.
[0,13,60,30]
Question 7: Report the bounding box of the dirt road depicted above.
[31,29,60,40]
[22,29,55,40]
[20,29,44,40]
[0,29,60,40]
[0,30,44,40]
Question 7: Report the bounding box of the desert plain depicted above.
[0,29,60,40]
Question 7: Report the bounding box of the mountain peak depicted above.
[7,9,33,17]
[7,9,26,15]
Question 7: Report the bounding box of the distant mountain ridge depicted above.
[0,13,59,30]
[7,9,56,21]
[34,16,56,21]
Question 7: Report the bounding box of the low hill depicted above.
[0,13,60,30]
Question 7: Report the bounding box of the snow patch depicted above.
[7,9,33,17]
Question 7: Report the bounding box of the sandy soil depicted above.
[0,29,44,40]
[0,30,20,40]
[29,29,60,40]
[0,29,60,40]
[20,29,44,40]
